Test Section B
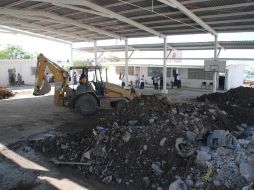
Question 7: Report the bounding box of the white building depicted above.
[0,59,37,86]
[106,63,246,90]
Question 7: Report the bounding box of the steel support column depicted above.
[125,39,128,85]
[213,35,218,93]
[70,43,73,65]
[94,40,98,65]
[163,37,168,93]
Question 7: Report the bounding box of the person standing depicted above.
[176,74,181,88]
[121,74,125,88]
[17,73,22,85]
[154,76,159,90]
[73,72,77,85]
[135,74,140,88]
[140,75,144,89]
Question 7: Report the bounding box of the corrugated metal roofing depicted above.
[0,0,254,42]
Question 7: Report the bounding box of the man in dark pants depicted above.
[154,76,158,90]
[176,74,181,88]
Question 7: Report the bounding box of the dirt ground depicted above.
[0,86,213,190]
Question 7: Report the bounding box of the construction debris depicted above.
[0,87,14,99]
[29,87,254,190]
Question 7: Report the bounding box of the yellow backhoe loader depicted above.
[33,54,138,115]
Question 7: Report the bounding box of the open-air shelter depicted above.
[1,0,254,92]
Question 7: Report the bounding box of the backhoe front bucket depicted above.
[38,79,51,95]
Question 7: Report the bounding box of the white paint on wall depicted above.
[226,64,245,90]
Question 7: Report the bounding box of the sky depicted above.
[0,28,254,68]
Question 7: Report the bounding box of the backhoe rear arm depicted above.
[34,54,69,106]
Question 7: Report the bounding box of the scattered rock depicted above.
[240,162,254,182]
[128,120,138,126]
[81,151,91,160]
[102,176,112,184]
[168,179,188,190]
[159,137,167,147]
[149,118,155,124]
[122,132,131,142]
[196,151,211,162]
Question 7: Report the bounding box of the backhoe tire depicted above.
[115,100,127,111]
[75,94,98,115]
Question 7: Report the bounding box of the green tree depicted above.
[107,55,120,62]
[0,45,34,59]
[248,68,254,75]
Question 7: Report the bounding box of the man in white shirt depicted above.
[140,75,144,89]
[176,74,181,88]
[154,76,159,90]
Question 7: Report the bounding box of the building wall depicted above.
[226,65,245,90]
[0,60,36,86]
[104,65,245,90]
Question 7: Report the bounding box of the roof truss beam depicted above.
[0,18,90,41]
[29,0,166,38]
[0,7,124,40]
[157,0,217,35]
[0,25,71,44]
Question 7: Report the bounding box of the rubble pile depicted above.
[30,91,254,189]
[197,87,254,125]
[169,129,254,190]
[0,87,14,99]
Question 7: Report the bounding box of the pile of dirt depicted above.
[197,87,254,125]
[30,95,241,190]
[0,87,14,99]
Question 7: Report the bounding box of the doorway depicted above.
[219,74,225,90]
[8,69,16,86]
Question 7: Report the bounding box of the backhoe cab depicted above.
[34,54,137,116]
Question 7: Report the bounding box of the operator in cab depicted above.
[79,72,87,84]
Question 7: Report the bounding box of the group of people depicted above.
[152,75,163,90]
[10,72,23,86]
[120,73,145,89]
[170,74,181,89]
[120,73,182,90]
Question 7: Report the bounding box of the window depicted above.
[188,69,213,80]
[115,66,134,76]
[31,67,37,75]
[148,67,163,77]
[167,68,172,77]
[135,67,140,74]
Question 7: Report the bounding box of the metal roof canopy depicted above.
[0,0,254,42]
[76,41,254,52]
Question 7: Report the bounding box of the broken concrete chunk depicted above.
[102,176,113,184]
[186,131,197,143]
[240,162,254,182]
[216,147,232,156]
[122,132,131,142]
[60,144,69,150]
[149,118,155,124]
[128,120,138,126]
[196,151,211,162]
[151,162,163,175]
[81,151,91,160]
[168,179,188,190]
[159,137,167,147]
